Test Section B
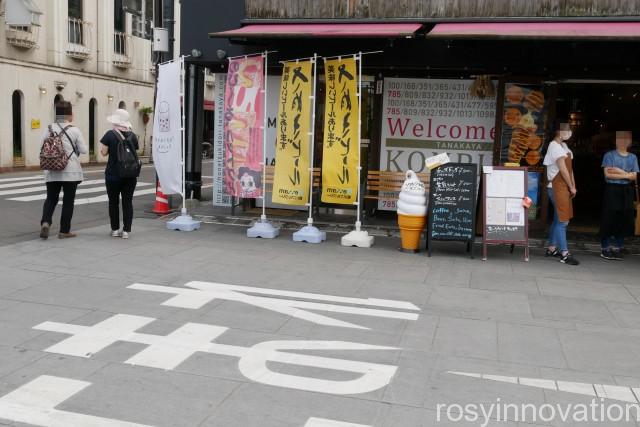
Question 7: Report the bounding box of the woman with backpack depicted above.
[100,109,141,239]
[39,101,87,239]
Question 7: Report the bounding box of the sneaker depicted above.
[545,248,561,258]
[58,232,76,239]
[111,230,121,238]
[560,253,580,265]
[40,223,50,240]
[601,249,615,260]
[121,231,130,239]
[611,250,624,260]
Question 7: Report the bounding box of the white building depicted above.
[0,0,180,168]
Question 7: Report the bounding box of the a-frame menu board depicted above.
[481,166,529,262]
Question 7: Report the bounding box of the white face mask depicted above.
[559,130,572,141]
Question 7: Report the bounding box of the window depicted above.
[68,0,84,45]
[132,0,152,39]
[118,101,126,109]
[68,0,82,19]
[114,0,125,33]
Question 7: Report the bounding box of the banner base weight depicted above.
[341,230,374,248]
[247,219,280,239]
[167,213,201,232]
[293,225,326,244]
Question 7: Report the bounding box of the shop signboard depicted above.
[380,78,496,211]
[213,73,231,207]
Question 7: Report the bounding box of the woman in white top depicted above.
[39,101,88,239]
[542,122,579,265]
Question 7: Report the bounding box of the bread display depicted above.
[524,90,545,112]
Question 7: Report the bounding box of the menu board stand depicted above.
[427,163,478,259]
[481,166,529,262]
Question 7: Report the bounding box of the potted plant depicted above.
[139,106,153,124]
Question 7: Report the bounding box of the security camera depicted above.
[217,49,227,60]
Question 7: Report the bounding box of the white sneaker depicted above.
[121,231,130,239]
[111,230,121,237]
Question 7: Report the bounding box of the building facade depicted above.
[183,0,640,231]
[1,0,181,169]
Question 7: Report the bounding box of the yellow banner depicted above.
[272,60,313,205]
[321,57,359,204]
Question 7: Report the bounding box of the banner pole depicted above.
[261,50,268,222]
[340,51,374,247]
[307,53,318,225]
[246,50,280,238]
[166,55,201,231]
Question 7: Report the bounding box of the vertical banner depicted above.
[223,56,265,198]
[152,61,182,195]
[321,57,359,204]
[272,60,313,205]
[213,73,231,206]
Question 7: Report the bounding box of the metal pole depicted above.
[307,53,318,225]
[180,55,187,213]
[355,52,363,231]
[261,50,268,221]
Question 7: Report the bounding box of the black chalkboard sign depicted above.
[427,163,478,257]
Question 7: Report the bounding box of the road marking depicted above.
[448,371,640,403]
[0,179,43,189]
[34,314,398,395]
[72,187,157,205]
[304,418,371,427]
[0,179,107,196]
[8,183,152,202]
[0,375,153,427]
[128,281,420,330]
[0,175,44,183]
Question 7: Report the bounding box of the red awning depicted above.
[428,22,640,40]
[210,23,423,38]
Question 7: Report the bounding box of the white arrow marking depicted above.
[448,371,640,403]
[0,375,153,427]
[35,314,398,395]
[304,418,371,427]
[128,281,420,330]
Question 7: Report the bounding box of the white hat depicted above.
[106,109,132,128]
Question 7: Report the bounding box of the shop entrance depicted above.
[555,82,640,233]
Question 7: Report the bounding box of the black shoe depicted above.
[39,223,50,239]
[611,250,624,260]
[560,253,580,265]
[601,250,623,261]
[545,248,561,258]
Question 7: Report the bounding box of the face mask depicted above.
[559,130,572,141]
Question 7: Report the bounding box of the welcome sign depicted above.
[380,78,496,210]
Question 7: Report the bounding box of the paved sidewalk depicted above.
[0,219,639,426]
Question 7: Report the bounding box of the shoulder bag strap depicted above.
[57,123,78,159]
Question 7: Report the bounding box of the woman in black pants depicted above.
[100,109,139,239]
[40,101,88,239]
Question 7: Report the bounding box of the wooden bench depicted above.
[234,166,322,215]
[364,170,431,211]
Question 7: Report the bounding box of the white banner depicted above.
[380,78,497,210]
[152,61,182,195]
[212,73,231,207]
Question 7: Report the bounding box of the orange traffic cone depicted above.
[152,181,170,214]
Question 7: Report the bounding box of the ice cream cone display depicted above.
[501,83,549,167]
[397,170,427,251]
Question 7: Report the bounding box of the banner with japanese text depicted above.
[272,60,313,205]
[223,56,264,198]
[321,57,359,205]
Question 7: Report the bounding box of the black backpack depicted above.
[113,130,142,178]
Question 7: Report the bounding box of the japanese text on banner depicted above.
[223,56,264,198]
[272,60,313,206]
[321,57,359,205]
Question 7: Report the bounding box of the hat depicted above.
[106,109,132,128]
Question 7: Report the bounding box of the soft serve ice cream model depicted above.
[397,170,428,251]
